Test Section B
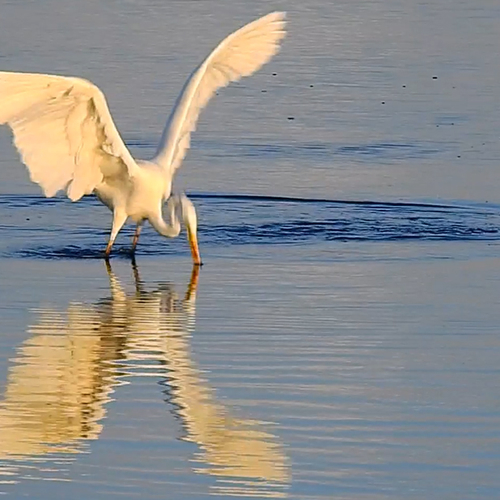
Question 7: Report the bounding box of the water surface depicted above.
[1,0,500,499]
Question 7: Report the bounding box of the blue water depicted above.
[1,193,500,261]
[1,0,500,499]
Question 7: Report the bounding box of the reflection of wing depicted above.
[0,273,130,481]
[0,306,111,461]
[0,264,289,496]
[123,266,289,496]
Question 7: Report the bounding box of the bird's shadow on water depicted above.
[15,246,133,260]
[14,245,187,260]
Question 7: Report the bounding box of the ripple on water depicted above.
[0,193,499,259]
[0,265,290,496]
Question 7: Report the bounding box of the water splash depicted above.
[1,193,499,259]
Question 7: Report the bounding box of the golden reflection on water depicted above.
[0,262,289,497]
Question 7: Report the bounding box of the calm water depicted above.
[1,0,500,499]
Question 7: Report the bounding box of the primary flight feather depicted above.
[0,12,287,264]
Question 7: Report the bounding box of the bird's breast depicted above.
[126,172,169,222]
[95,182,125,212]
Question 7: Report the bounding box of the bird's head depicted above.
[168,194,202,266]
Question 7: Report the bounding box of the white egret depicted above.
[0,12,287,264]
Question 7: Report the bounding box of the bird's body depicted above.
[0,12,287,264]
[93,162,157,220]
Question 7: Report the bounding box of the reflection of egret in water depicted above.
[0,263,289,496]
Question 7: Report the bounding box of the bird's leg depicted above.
[104,241,113,259]
[131,223,143,254]
[105,210,128,259]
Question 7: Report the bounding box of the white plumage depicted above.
[0,73,137,201]
[0,12,287,263]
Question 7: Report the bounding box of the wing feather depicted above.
[153,11,286,175]
[0,72,138,200]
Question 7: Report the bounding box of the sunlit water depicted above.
[1,0,500,499]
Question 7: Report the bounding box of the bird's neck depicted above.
[149,210,181,238]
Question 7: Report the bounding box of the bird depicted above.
[0,12,287,264]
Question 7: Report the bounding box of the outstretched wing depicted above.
[152,11,286,175]
[0,72,138,201]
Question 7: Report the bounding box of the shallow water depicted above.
[1,0,500,499]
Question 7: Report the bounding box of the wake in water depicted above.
[0,193,499,259]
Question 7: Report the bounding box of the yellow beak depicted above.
[187,226,202,266]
